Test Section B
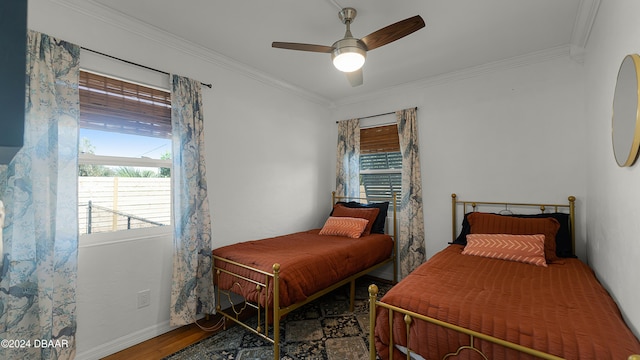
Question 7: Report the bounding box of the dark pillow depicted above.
[452,211,575,258]
[452,214,472,245]
[332,201,389,234]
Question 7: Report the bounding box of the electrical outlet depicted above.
[137,289,151,308]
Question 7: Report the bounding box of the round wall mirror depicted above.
[612,54,640,167]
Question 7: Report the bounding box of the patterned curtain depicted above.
[335,119,360,198]
[396,108,426,279]
[0,30,80,360]
[169,75,214,326]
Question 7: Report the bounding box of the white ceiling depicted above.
[65,0,597,105]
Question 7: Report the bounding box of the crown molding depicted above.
[569,0,601,63]
[50,0,333,107]
[51,0,594,110]
[333,45,572,108]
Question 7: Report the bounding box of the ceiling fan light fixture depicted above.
[331,38,367,72]
[333,51,365,72]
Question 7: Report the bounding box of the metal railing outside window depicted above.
[82,201,167,234]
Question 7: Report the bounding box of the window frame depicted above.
[78,153,171,168]
[359,123,402,201]
[78,68,173,244]
[78,152,173,244]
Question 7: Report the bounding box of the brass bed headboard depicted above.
[451,193,576,253]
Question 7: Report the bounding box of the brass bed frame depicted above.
[368,193,640,360]
[212,192,398,360]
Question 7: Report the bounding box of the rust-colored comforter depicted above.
[375,245,640,360]
[213,229,393,309]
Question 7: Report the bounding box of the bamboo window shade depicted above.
[360,124,400,154]
[79,71,172,139]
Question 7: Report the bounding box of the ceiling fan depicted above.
[272,8,425,87]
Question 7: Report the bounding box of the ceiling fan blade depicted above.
[346,68,363,87]
[272,42,333,53]
[360,15,425,51]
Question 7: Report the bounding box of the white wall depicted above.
[76,230,174,359]
[332,54,588,260]
[27,0,334,358]
[582,0,640,337]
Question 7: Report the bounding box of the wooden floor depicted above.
[101,315,228,360]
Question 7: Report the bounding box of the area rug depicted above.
[164,278,392,360]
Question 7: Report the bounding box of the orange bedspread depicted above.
[213,229,393,309]
[375,245,640,360]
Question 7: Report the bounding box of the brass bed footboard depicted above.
[213,256,281,349]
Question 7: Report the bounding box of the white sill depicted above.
[79,225,172,248]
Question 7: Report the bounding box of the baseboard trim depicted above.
[75,321,177,360]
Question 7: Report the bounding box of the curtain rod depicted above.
[336,107,418,123]
[80,47,213,89]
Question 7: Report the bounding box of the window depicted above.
[78,70,172,235]
[359,124,402,201]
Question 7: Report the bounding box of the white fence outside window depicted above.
[78,177,171,235]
